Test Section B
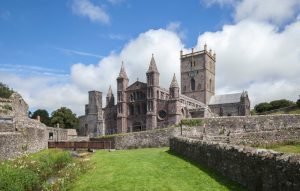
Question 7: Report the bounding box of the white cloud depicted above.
[234,0,300,25]
[71,29,185,98]
[71,0,110,24]
[166,21,186,40]
[107,0,124,5]
[0,72,86,115]
[55,47,103,58]
[2,0,300,116]
[196,19,300,104]
[203,0,239,7]
[204,0,300,26]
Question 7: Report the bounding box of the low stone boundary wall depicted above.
[170,136,300,191]
[0,126,48,160]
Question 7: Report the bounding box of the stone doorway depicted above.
[132,122,142,132]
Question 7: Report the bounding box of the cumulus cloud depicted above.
[234,0,300,25]
[71,29,185,97]
[0,72,86,115]
[204,0,300,26]
[195,20,300,104]
[2,0,300,116]
[71,0,110,24]
[166,21,186,40]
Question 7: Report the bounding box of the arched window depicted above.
[191,78,195,91]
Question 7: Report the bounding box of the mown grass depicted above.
[71,148,244,191]
[0,149,89,191]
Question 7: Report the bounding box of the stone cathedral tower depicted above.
[146,54,159,130]
[117,62,129,133]
[180,45,216,104]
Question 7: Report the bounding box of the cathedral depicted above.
[79,45,250,137]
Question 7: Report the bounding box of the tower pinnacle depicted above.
[170,73,179,88]
[147,54,158,73]
[118,61,128,79]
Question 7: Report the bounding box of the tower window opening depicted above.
[191,78,195,91]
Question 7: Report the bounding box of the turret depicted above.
[146,54,160,87]
[116,61,129,133]
[146,54,159,130]
[169,73,179,99]
[106,85,115,107]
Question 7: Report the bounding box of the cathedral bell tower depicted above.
[146,54,159,130]
[180,45,216,104]
[116,62,129,133]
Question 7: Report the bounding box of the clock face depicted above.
[158,110,167,119]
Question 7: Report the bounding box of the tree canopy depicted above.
[31,109,51,126]
[0,83,14,99]
[254,99,295,113]
[50,107,79,129]
[297,99,300,109]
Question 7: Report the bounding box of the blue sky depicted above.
[0,0,300,115]
[0,0,232,74]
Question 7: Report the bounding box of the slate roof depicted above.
[209,93,242,105]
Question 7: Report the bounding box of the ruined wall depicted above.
[170,136,300,191]
[197,114,300,145]
[93,125,203,150]
[93,114,300,149]
[0,126,47,160]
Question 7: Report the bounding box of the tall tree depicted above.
[31,109,51,126]
[50,107,79,129]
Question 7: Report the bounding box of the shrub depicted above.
[0,164,40,191]
[269,99,294,110]
[0,83,14,99]
[180,119,203,126]
[254,102,272,113]
[297,99,300,109]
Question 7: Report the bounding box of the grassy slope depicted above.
[268,144,300,153]
[72,148,243,191]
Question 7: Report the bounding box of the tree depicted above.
[0,82,14,98]
[297,99,300,108]
[50,107,79,129]
[254,102,272,113]
[269,99,294,110]
[31,109,51,126]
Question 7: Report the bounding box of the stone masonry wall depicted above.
[198,114,300,145]
[0,126,48,160]
[170,136,300,191]
[93,114,300,149]
[93,126,203,150]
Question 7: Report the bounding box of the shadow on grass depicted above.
[166,150,245,191]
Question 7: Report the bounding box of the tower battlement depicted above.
[180,45,216,61]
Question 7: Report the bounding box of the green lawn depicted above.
[71,148,243,191]
[268,144,300,153]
